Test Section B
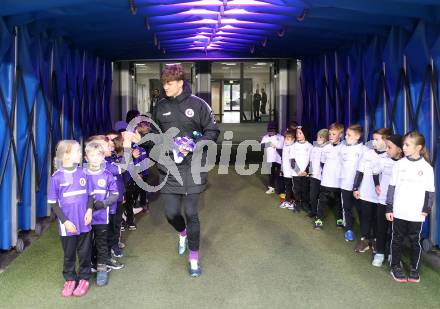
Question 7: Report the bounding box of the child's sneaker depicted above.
[128,224,137,231]
[265,187,275,194]
[390,266,407,283]
[372,253,385,267]
[336,219,344,229]
[344,230,354,242]
[111,245,123,258]
[120,225,126,232]
[188,260,202,278]
[73,279,89,297]
[286,202,295,210]
[61,280,76,297]
[279,201,289,209]
[407,268,420,283]
[107,258,124,270]
[354,238,370,252]
[314,219,323,230]
[96,264,109,286]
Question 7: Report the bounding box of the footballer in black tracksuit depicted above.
[150,82,220,253]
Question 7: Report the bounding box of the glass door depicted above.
[223,80,240,123]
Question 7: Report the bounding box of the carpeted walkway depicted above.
[0,170,439,309]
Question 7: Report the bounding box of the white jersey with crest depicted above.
[358,148,387,203]
[390,157,435,222]
[261,133,284,164]
[377,156,399,205]
[281,143,295,178]
[291,141,312,176]
[320,142,342,188]
[309,143,327,181]
[339,142,365,191]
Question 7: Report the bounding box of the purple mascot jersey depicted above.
[105,157,124,214]
[48,167,91,237]
[86,168,119,225]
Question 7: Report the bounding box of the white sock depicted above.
[190,259,199,270]
[179,235,187,246]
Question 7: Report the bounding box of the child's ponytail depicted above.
[404,131,430,163]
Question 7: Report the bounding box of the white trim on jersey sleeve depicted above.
[62,189,87,197]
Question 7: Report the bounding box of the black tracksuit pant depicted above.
[125,180,140,225]
[342,189,358,232]
[60,232,92,281]
[309,177,320,217]
[269,163,281,189]
[107,202,124,254]
[391,218,423,270]
[282,177,294,202]
[316,186,342,221]
[92,224,109,266]
[376,203,390,255]
[359,200,377,239]
[162,193,200,251]
[293,176,309,211]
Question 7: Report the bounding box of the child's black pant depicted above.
[269,163,281,189]
[125,180,140,225]
[139,175,149,206]
[162,193,200,251]
[376,204,390,255]
[309,177,320,216]
[391,218,423,270]
[282,177,294,202]
[108,202,124,254]
[342,189,358,232]
[92,224,109,266]
[60,232,92,281]
[316,186,342,221]
[293,176,309,210]
[359,200,377,239]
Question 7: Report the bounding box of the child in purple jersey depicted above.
[136,120,150,212]
[105,133,126,258]
[48,140,93,297]
[123,128,145,231]
[84,141,120,287]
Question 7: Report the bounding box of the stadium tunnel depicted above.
[0,0,440,256]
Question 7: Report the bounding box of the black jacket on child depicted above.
[151,83,220,195]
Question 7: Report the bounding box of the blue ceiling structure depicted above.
[1,0,440,60]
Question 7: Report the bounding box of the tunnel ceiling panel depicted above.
[1,0,439,60]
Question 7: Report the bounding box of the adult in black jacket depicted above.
[152,65,219,277]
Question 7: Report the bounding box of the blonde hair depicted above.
[404,131,430,162]
[347,124,363,136]
[373,128,392,139]
[329,122,344,134]
[54,140,80,169]
[85,140,105,156]
[317,129,329,141]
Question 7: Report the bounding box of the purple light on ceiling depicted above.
[166,0,272,7]
[143,0,295,54]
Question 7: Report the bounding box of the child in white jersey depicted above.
[340,124,365,242]
[291,126,312,213]
[314,123,344,230]
[261,121,284,194]
[279,129,296,210]
[308,129,329,218]
[371,134,403,267]
[353,128,391,252]
[387,132,435,283]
